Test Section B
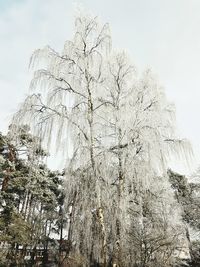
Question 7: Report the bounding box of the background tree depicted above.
[0,126,65,266]
[169,169,200,267]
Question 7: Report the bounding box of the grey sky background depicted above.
[0,0,200,174]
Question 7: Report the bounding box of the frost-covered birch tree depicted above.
[13,12,192,267]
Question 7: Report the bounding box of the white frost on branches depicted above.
[12,12,192,267]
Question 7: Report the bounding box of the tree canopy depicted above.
[1,11,198,267]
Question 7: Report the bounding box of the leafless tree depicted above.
[13,11,192,267]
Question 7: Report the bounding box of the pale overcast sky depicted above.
[0,0,200,174]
